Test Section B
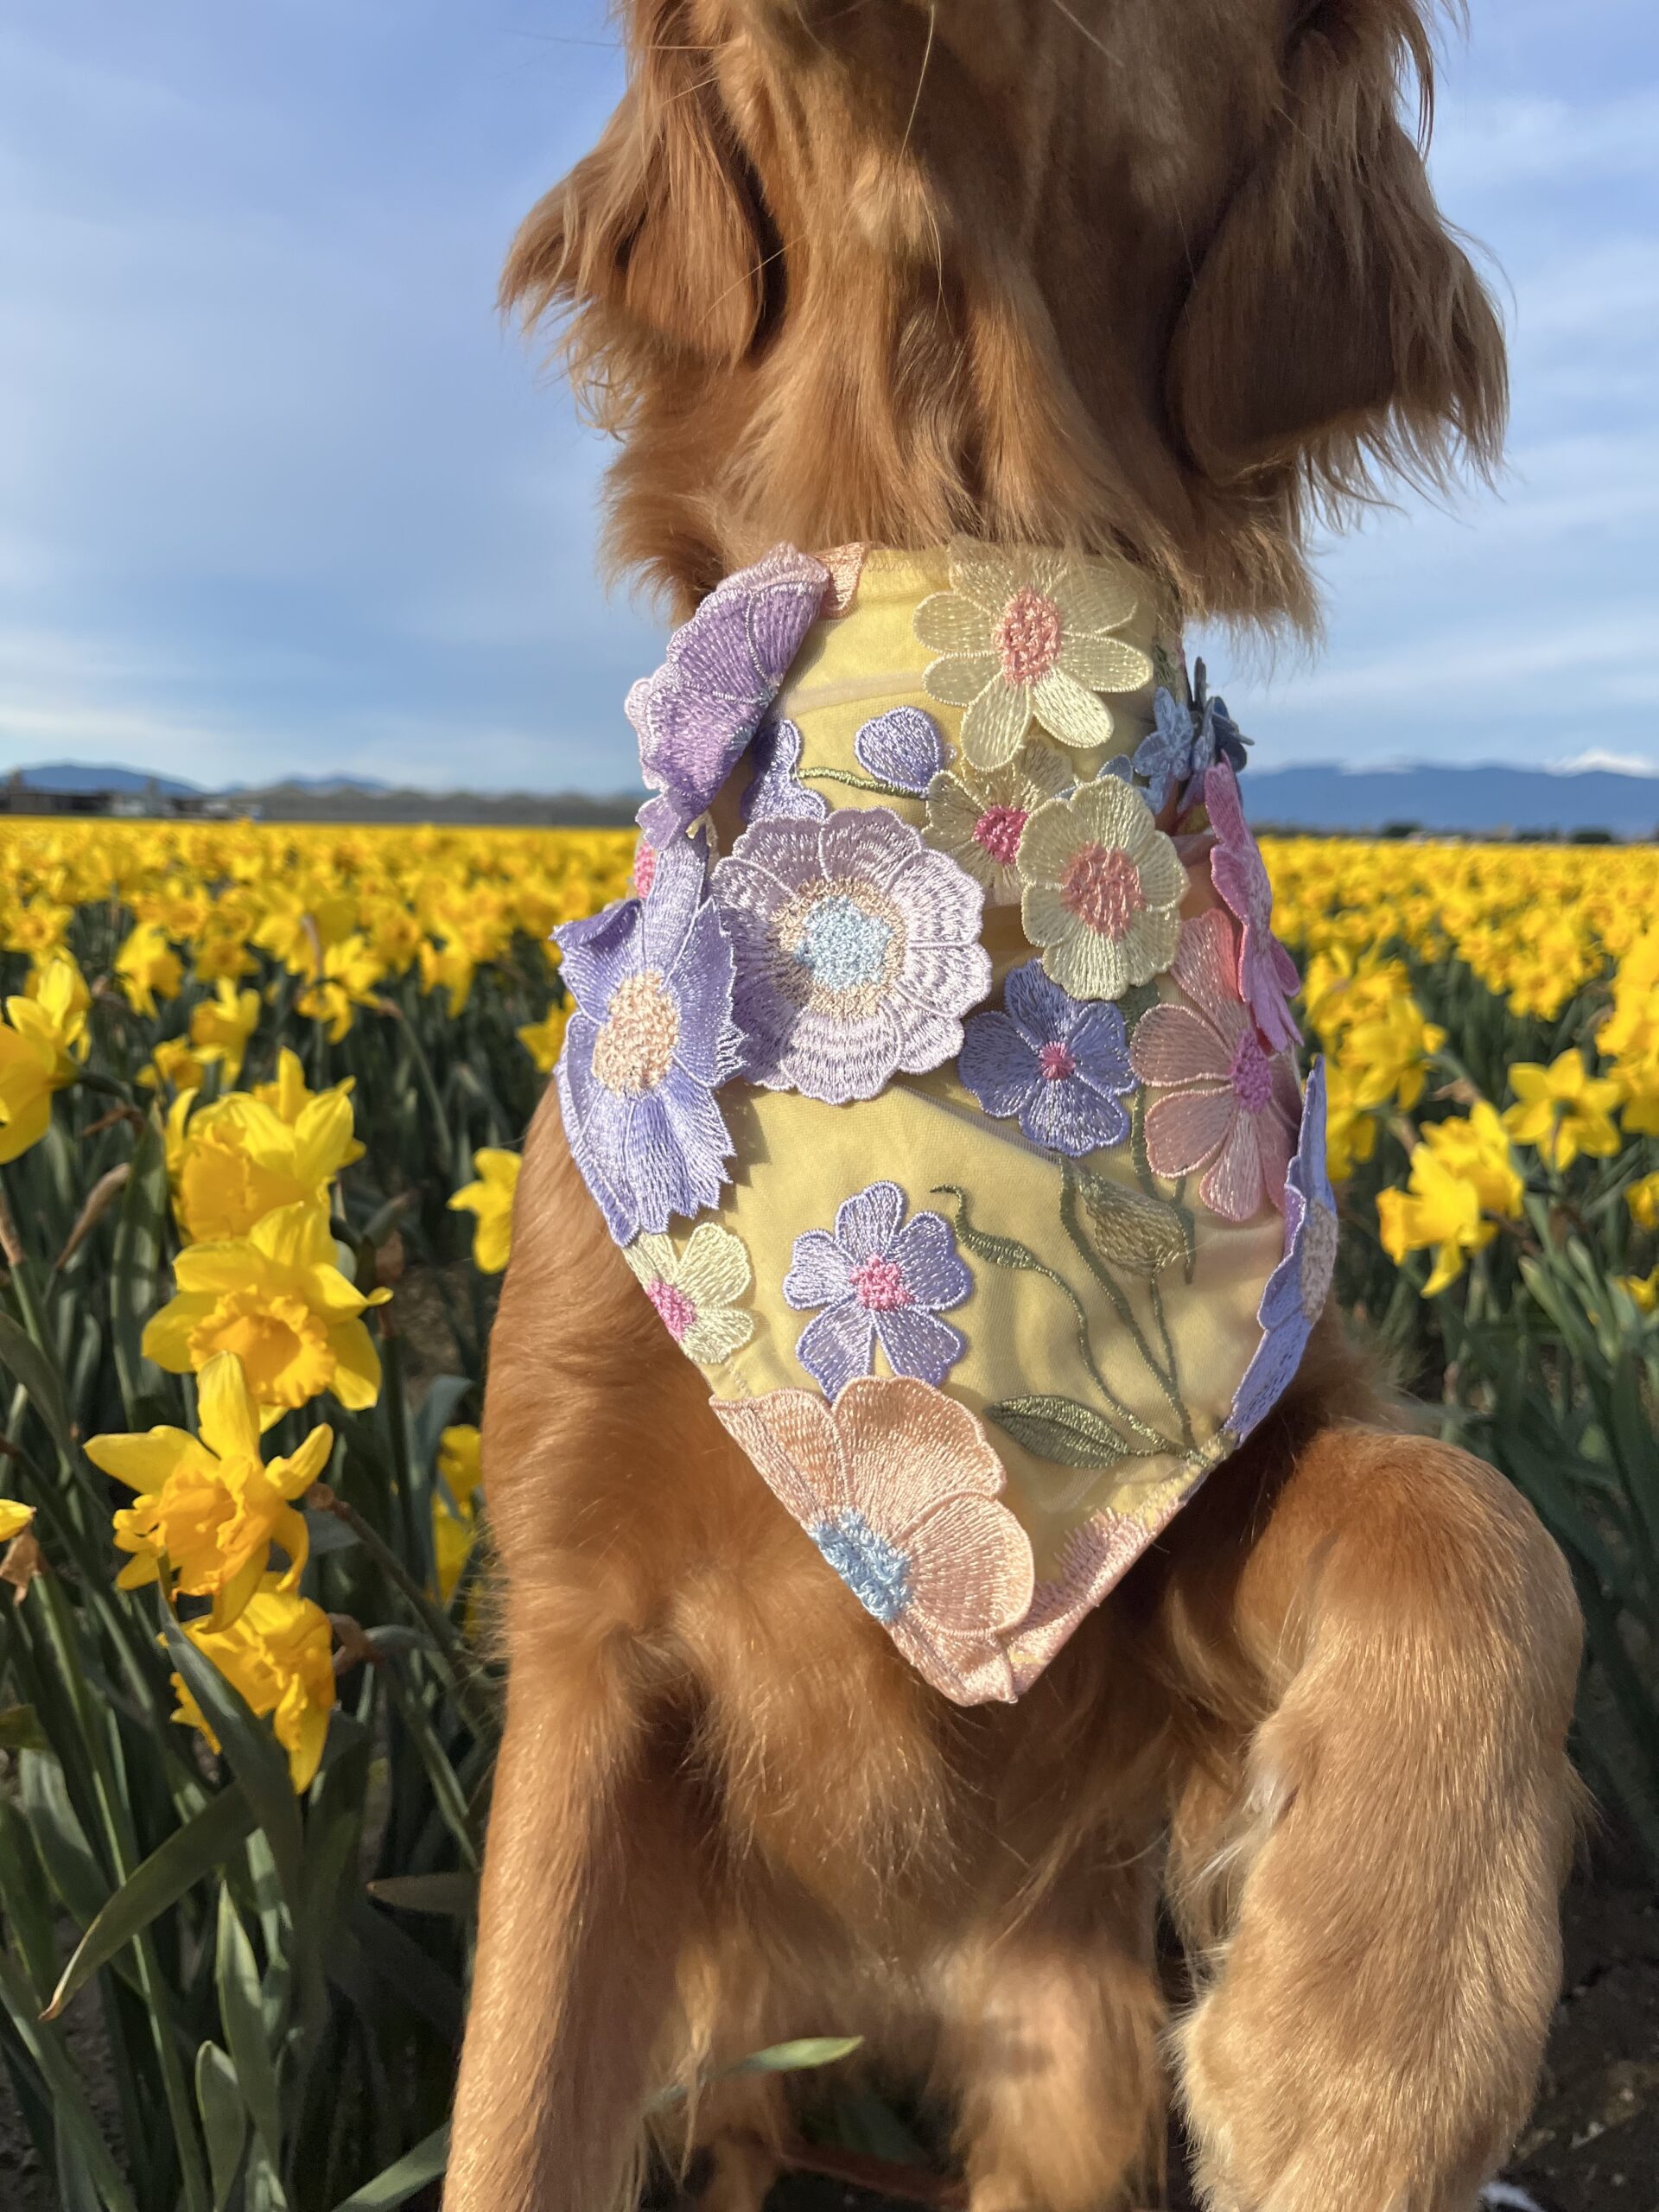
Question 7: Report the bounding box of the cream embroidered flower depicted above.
[623,1224,754,1365]
[1017,776,1185,1001]
[923,741,1073,906]
[915,544,1154,771]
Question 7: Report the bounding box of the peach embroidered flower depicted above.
[923,741,1073,906]
[624,1224,754,1365]
[916,544,1154,771]
[1129,911,1300,1223]
[1016,776,1185,1001]
[712,1376,1035,1704]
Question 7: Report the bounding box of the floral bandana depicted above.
[554,541,1332,1705]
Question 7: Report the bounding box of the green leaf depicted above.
[365,1872,478,1918]
[0,1308,75,1460]
[0,1702,50,1752]
[1071,1165,1188,1279]
[986,1395,1128,1470]
[328,2123,450,2211]
[0,1950,139,2212]
[0,1794,60,2005]
[55,2102,105,2212]
[162,1605,304,1909]
[45,1784,256,2020]
[194,2041,249,2212]
[110,1112,172,1425]
[931,1187,1052,1277]
[216,1885,284,2171]
[648,2036,863,2113]
[19,1750,110,1932]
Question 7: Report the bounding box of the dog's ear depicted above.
[1167,0,1505,493]
[501,3,769,365]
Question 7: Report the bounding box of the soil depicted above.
[3,1834,1654,2210]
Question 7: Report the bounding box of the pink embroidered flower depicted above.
[1204,762,1300,1052]
[712,1377,1035,1705]
[923,741,1072,906]
[1129,910,1299,1222]
[915,544,1154,771]
[622,1224,753,1366]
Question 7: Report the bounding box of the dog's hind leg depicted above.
[1158,1423,1582,2212]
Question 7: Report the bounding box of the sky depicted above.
[0,0,1655,795]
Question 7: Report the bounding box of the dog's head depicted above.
[510,0,1504,622]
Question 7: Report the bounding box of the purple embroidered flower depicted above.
[712,806,992,1104]
[784,1181,973,1399]
[629,545,829,846]
[553,836,739,1245]
[854,708,948,795]
[741,718,828,824]
[1205,761,1301,1053]
[957,960,1136,1155]
[1129,687,1200,813]
[1230,1058,1338,1439]
[1184,659,1249,801]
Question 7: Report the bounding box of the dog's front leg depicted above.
[444,1630,690,2212]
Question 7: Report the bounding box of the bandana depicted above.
[555,542,1336,1705]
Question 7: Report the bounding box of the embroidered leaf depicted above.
[1071,1166,1188,1280]
[931,1188,1052,1278]
[1118,979,1160,1038]
[987,1396,1128,1470]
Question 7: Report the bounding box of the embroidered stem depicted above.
[931,1186,1177,1455]
[804,767,920,802]
[1057,1160,1192,1445]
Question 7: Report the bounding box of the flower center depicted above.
[631,842,657,899]
[810,1509,912,1624]
[793,893,894,992]
[1038,1040,1077,1083]
[1299,1201,1339,1323]
[850,1252,912,1311]
[994,588,1065,688]
[591,970,679,1096]
[1059,842,1147,941]
[1229,1027,1274,1114]
[189,1292,334,1411]
[973,804,1028,866]
[645,1278,697,1340]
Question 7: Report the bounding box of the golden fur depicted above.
[446,7,1579,2209]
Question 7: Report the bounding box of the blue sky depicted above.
[0,0,1654,793]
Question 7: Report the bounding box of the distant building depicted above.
[0,770,237,820]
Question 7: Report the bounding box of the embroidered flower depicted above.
[710,1376,1036,1705]
[631,837,658,898]
[1230,1059,1338,1439]
[1129,910,1299,1222]
[1186,660,1249,793]
[923,741,1072,906]
[628,545,829,845]
[1205,762,1301,1053]
[712,807,991,1104]
[554,836,738,1245]
[741,718,828,824]
[783,1180,972,1399]
[958,960,1136,1156]
[624,1223,754,1365]
[1017,776,1185,1002]
[915,544,1154,771]
[1128,686,1200,813]
[853,707,948,795]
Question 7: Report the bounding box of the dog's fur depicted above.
[445,7,1582,2209]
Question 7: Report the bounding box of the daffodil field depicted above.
[0,815,1654,2209]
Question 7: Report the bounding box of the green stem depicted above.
[1058,1164,1191,1440]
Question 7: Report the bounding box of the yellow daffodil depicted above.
[143,1199,390,1418]
[417,938,476,1016]
[116,920,184,1017]
[1628,1171,1659,1233]
[516,1004,569,1074]
[0,964,86,1162]
[434,1423,484,1604]
[168,1055,364,1243]
[168,1577,336,1791]
[24,955,91,1059]
[1618,1268,1658,1315]
[1376,1107,1523,1296]
[0,1499,35,1541]
[448,1150,519,1274]
[87,1352,332,1629]
[188,980,262,1086]
[140,1037,210,1094]
[437,1424,482,1509]
[1503,1052,1623,1171]
[296,935,384,1043]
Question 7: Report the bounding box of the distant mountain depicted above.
[1246,761,1659,840]
[222,773,391,797]
[5,761,202,799]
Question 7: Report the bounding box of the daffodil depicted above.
[433,1423,484,1604]
[143,1200,389,1418]
[1618,1268,1658,1315]
[168,1056,364,1243]
[0,965,86,1161]
[516,1005,569,1074]
[168,1577,336,1791]
[1376,1105,1523,1296]
[0,1499,35,1541]
[188,981,262,1086]
[448,1150,519,1274]
[116,921,184,1018]
[24,955,90,1059]
[140,1037,210,1094]
[1628,1170,1659,1233]
[296,935,384,1042]
[1503,1052,1623,1172]
[88,1352,332,1628]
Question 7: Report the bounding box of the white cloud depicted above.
[1550,748,1659,777]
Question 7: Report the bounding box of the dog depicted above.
[445,6,1584,2209]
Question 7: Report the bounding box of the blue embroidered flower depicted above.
[553,836,739,1245]
[1230,1058,1338,1440]
[957,960,1137,1155]
[741,717,828,824]
[854,707,948,794]
[1129,686,1200,812]
[784,1180,973,1400]
[1186,658,1250,794]
[628,546,828,847]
